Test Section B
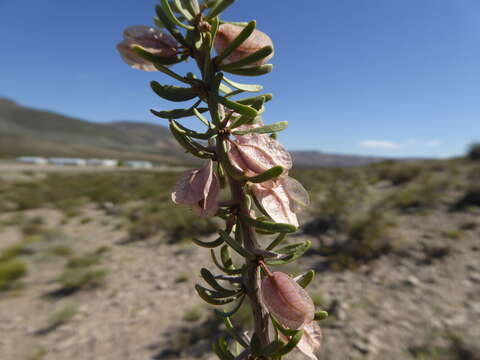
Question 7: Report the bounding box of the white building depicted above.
[49,158,87,166]
[86,159,118,167]
[16,156,48,165]
[124,160,153,169]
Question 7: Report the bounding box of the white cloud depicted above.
[426,140,441,147]
[359,140,401,149]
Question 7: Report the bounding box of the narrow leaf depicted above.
[223,76,263,92]
[314,311,329,321]
[294,270,315,288]
[247,166,284,183]
[233,122,287,136]
[206,0,235,20]
[216,20,255,63]
[192,236,224,248]
[240,214,297,233]
[235,93,273,105]
[150,81,197,102]
[220,46,273,70]
[219,231,253,258]
[161,0,194,30]
[224,64,273,76]
[131,46,182,66]
[151,106,208,119]
[216,95,258,118]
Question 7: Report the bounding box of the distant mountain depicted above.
[0,97,391,167]
[0,98,190,164]
[291,151,384,167]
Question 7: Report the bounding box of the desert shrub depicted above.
[128,205,218,243]
[454,187,480,210]
[344,208,395,261]
[372,161,423,185]
[303,175,369,236]
[56,268,106,295]
[467,142,480,161]
[66,253,101,268]
[182,306,203,322]
[0,260,27,291]
[47,245,73,257]
[389,174,450,212]
[46,304,77,331]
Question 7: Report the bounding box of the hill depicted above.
[1,97,393,167]
[0,98,189,164]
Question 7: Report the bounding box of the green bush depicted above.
[454,187,480,210]
[467,142,480,161]
[57,268,106,294]
[0,260,27,291]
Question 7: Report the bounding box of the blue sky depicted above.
[1,0,479,158]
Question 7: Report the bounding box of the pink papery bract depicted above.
[261,272,315,329]
[171,160,219,217]
[227,134,292,175]
[297,321,322,360]
[250,176,309,227]
[214,24,274,67]
[117,25,179,71]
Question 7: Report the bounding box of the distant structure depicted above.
[16,156,48,165]
[124,160,153,169]
[86,159,118,167]
[49,158,87,166]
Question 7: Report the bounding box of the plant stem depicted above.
[227,171,270,348]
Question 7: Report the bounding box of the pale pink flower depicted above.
[261,271,322,360]
[117,25,179,71]
[171,160,219,217]
[214,24,274,67]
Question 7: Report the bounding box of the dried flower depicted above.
[171,160,220,217]
[261,271,322,359]
[214,24,274,66]
[117,25,179,71]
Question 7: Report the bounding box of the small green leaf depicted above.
[211,249,244,275]
[150,81,197,102]
[220,314,249,348]
[181,0,199,17]
[295,270,315,288]
[240,214,297,233]
[266,241,311,265]
[314,311,329,321]
[232,121,287,136]
[216,20,255,63]
[169,121,213,159]
[173,0,194,21]
[191,236,224,248]
[195,285,237,306]
[131,46,182,66]
[213,337,235,360]
[216,95,258,118]
[170,120,212,139]
[161,0,194,30]
[259,340,285,357]
[235,93,273,105]
[219,231,253,258]
[224,64,273,77]
[270,315,300,337]
[214,295,246,318]
[223,76,263,92]
[206,0,235,20]
[200,268,237,293]
[266,233,287,251]
[246,166,284,183]
[220,46,273,71]
[151,107,208,119]
[277,329,304,356]
[155,5,189,47]
[193,107,211,127]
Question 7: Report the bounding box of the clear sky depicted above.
[1,0,479,158]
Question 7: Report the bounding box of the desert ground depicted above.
[0,158,479,360]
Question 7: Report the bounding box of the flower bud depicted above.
[214,24,274,67]
[117,25,180,71]
[261,271,314,329]
[171,160,220,217]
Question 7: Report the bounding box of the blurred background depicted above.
[0,1,479,359]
